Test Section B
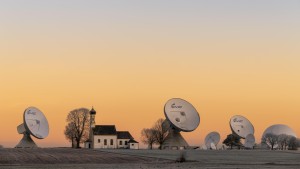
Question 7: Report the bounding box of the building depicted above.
[84,108,139,149]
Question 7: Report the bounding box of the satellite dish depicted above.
[262,124,297,138]
[205,132,220,150]
[15,107,49,148]
[229,115,254,139]
[244,134,255,149]
[161,98,200,149]
[262,124,296,149]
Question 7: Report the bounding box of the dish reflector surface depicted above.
[164,98,200,132]
[262,124,297,138]
[229,115,254,139]
[205,132,220,149]
[24,107,49,139]
[244,134,255,148]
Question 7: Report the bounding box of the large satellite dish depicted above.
[262,124,297,138]
[262,124,297,149]
[161,98,200,150]
[15,107,49,148]
[205,132,220,150]
[229,115,254,139]
[244,134,255,149]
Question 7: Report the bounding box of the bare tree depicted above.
[261,133,279,150]
[65,108,90,148]
[152,118,169,150]
[64,122,77,148]
[288,136,300,150]
[278,134,290,150]
[141,128,156,149]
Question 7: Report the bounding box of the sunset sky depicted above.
[0,0,299,148]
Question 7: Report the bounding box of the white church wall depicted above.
[93,135,117,149]
[117,139,130,149]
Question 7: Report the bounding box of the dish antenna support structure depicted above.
[161,98,200,150]
[15,107,49,148]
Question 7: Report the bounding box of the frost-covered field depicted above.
[0,148,299,169]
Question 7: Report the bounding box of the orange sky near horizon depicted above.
[0,1,300,148]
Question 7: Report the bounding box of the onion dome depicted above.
[90,107,96,115]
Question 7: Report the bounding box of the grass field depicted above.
[0,148,299,169]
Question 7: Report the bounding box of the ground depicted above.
[0,148,299,169]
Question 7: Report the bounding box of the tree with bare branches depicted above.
[64,122,77,148]
[141,128,156,149]
[278,134,290,150]
[288,136,300,150]
[65,108,90,148]
[261,133,279,150]
[152,118,169,150]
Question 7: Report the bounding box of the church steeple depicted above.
[90,107,96,115]
[90,107,96,129]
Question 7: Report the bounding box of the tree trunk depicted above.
[71,137,74,148]
[76,138,80,148]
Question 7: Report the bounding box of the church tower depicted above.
[90,107,96,129]
[89,107,96,148]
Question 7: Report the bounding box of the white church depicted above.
[84,108,139,149]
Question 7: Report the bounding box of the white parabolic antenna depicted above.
[244,134,255,148]
[262,124,297,149]
[205,132,220,150]
[15,107,49,148]
[230,115,254,139]
[161,98,200,149]
[262,124,297,138]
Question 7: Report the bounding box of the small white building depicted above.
[128,139,139,149]
[84,108,139,149]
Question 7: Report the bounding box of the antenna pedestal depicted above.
[15,132,38,148]
[162,128,189,150]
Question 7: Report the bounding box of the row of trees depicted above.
[140,118,169,149]
[222,133,300,150]
[261,133,300,150]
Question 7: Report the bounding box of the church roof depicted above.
[117,131,133,139]
[128,139,139,143]
[93,125,116,135]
